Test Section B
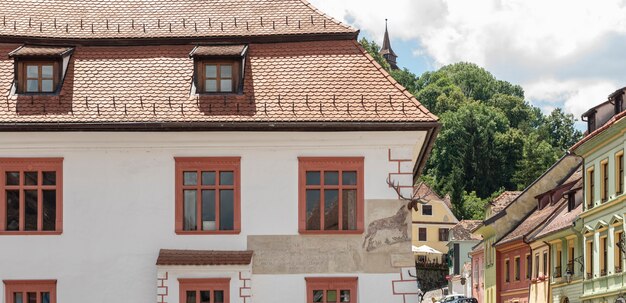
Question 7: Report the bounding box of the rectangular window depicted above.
[587,167,595,209]
[199,62,237,93]
[587,240,594,279]
[419,228,427,241]
[439,228,449,241]
[601,237,608,276]
[505,259,510,282]
[175,158,241,234]
[298,157,364,234]
[555,248,562,278]
[422,205,433,216]
[601,161,609,202]
[567,240,575,275]
[617,151,624,195]
[535,254,540,278]
[179,278,230,303]
[543,252,548,277]
[514,257,520,281]
[306,277,357,303]
[526,254,532,279]
[0,158,63,234]
[19,62,58,93]
[616,231,624,273]
[3,280,56,303]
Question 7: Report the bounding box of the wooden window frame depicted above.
[601,160,609,203]
[600,236,608,276]
[174,157,241,235]
[505,259,510,283]
[422,205,433,216]
[418,227,427,241]
[586,240,593,278]
[514,257,520,281]
[178,278,230,303]
[543,251,548,277]
[3,280,56,303]
[0,158,63,235]
[526,254,532,279]
[587,167,595,209]
[298,157,364,234]
[438,228,449,241]
[17,61,60,94]
[305,277,357,303]
[196,60,239,94]
[617,151,624,195]
[534,254,540,278]
[567,240,575,275]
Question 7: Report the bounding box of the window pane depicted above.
[202,171,216,185]
[324,171,339,185]
[26,80,38,92]
[313,290,324,303]
[27,65,38,78]
[220,79,232,92]
[6,172,19,185]
[43,171,56,185]
[214,290,224,303]
[202,190,216,231]
[221,65,232,78]
[220,171,234,185]
[43,190,56,231]
[220,189,234,230]
[327,290,337,302]
[41,80,54,92]
[340,290,351,302]
[183,171,197,186]
[324,189,339,230]
[42,65,53,78]
[24,171,37,185]
[14,292,23,303]
[205,80,217,92]
[200,290,210,303]
[342,171,357,185]
[27,292,36,303]
[24,190,38,231]
[41,292,50,303]
[342,189,357,230]
[306,189,321,230]
[183,190,197,230]
[306,171,321,185]
[186,291,196,303]
[6,190,19,231]
[205,65,217,78]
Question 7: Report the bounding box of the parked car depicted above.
[457,298,478,303]
[437,294,466,303]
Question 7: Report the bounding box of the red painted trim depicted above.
[178,278,231,303]
[238,272,251,303]
[0,158,63,235]
[297,157,364,234]
[305,277,358,303]
[3,280,57,303]
[174,157,241,234]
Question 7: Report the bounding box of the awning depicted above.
[9,45,74,57]
[156,249,253,266]
[412,245,443,255]
[189,44,247,57]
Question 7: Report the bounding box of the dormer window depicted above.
[8,45,74,94]
[190,44,248,94]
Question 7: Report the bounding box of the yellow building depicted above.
[412,183,458,262]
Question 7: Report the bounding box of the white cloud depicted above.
[309,0,626,120]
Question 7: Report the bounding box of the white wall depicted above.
[0,131,423,303]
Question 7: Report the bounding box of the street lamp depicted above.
[565,268,572,284]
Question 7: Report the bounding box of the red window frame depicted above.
[0,158,63,235]
[298,157,364,234]
[3,280,57,303]
[174,157,241,234]
[178,278,230,303]
[305,277,357,303]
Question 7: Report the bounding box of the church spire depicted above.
[380,19,398,70]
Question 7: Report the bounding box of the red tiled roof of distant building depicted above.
[450,220,482,241]
[0,0,356,40]
[487,191,521,215]
[156,249,253,266]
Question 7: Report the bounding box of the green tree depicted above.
[537,108,583,151]
[512,133,562,189]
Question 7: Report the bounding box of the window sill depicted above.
[299,229,364,235]
[175,230,241,235]
[0,231,62,235]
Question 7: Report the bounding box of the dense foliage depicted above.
[360,38,582,220]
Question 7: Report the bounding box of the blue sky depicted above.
[310,0,626,130]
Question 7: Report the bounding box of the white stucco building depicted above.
[0,1,439,302]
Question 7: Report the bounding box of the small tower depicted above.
[379,19,398,70]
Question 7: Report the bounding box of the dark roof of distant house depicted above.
[156,249,253,266]
[414,183,455,212]
[450,220,482,241]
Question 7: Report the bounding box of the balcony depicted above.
[553,266,562,278]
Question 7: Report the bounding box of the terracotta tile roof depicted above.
[0,40,437,128]
[449,220,482,241]
[531,202,582,241]
[190,45,247,57]
[486,191,521,216]
[0,0,355,40]
[156,249,253,266]
[8,45,73,57]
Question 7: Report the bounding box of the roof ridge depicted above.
[352,40,438,122]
